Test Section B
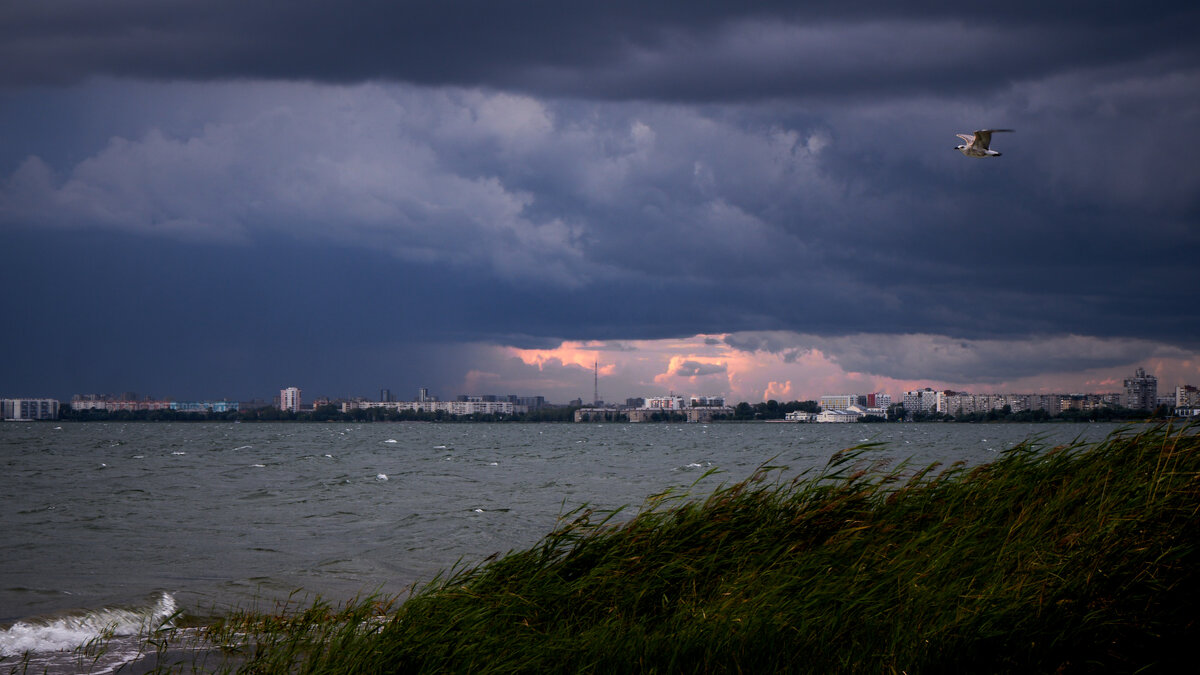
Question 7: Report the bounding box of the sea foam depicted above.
[0,592,177,657]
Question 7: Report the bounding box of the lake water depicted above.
[0,420,1129,670]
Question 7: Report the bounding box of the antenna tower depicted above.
[594,360,599,406]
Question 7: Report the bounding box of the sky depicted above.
[2,1,1199,405]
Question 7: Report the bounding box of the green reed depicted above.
[168,423,1198,673]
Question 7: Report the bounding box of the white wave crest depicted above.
[0,592,177,657]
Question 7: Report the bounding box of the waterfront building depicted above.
[1123,368,1158,410]
[690,395,726,408]
[1178,385,1200,408]
[280,387,302,413]
[575,407,625,422]
[817,408,862,423]
[785,410,817,422]
[2,398,60,420]
[851,405,889,418]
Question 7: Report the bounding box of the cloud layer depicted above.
[1,2,1197,401]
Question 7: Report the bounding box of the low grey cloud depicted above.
[726,331,1194,384]
[671,360,728,378]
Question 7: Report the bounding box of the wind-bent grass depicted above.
[176,423,1198,673]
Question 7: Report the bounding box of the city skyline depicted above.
[34,362,1191,412]
[2,3,1198,403]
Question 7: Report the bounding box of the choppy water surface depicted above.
[1,421,1127,668]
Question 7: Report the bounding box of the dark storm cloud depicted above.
[2,2,1199,399]
[3,2,1197,101]
[2,77,1198,355]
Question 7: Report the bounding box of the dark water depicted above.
[1,420,1126,667]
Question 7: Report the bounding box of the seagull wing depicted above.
[973,129,1014,150]
[956,133,975,144]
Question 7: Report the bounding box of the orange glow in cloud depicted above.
[495,333,1200,403]
[653,355,728,384]
[462,368,501,392]
[508,342,617,375]
[764,380,792,400]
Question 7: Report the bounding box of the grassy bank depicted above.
[186,424,1198,672]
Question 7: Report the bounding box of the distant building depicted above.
[686,406,734,423]
[643,396,686,411]
[170,401,239,413]
[690,395,726,408]
[380,388,392,403]
[903,388,938,415]
[819,394,856,411]
[785,410,817,422]
[280,387,302,413]
[1178,385,1200,408]
[68,394,172,412]
[817,409,862,423]
[575,407,625,422]
[1123,368,1158,410]
[2,398,60,421]
[343,399,514,416]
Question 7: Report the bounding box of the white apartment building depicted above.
[819,395,856,411]
[643,396,686,411]
[1178,385,1200,408]
[936,392,1025,416]
[903,388,938,414]
[280,387,302,413]
[2,398,60,420]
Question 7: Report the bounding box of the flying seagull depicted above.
[955,129,1013,157]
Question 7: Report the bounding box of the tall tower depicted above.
[280,387,301,413]
[594,361,600,406]
[1123,367,1158,410]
